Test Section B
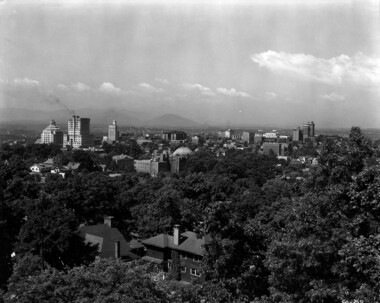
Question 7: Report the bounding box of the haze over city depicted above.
[1,0,379,128]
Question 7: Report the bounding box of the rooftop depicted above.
[142,231,204,256]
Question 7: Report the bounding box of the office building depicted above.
[40,120,63,145]
[242,132,255,144]
[292,127,303,142]
[66,116,93,148]
[108,120,119,143]
[302,121,316,142]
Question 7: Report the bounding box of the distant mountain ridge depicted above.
[0,108,201,128]
[143,114,201,128]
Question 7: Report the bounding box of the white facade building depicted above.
[40,120,63,145]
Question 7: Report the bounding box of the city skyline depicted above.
[1,0,379,128]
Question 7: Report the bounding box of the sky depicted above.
[0,0,379,128]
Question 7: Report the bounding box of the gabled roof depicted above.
[80,224,139,260]
[142,231,204,256]
[66,162,81,170]
[43,158,54,167]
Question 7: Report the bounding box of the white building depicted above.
[40,120,63,145]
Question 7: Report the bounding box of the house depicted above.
[66,161,83,171]
[30,164,50,173]
[79,216,139,260]
[111,154,134,172]
[42,158,55,168]
[142,225,204,282]
[50,166,68,178]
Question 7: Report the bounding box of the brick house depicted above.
[142,225,204,282]
[79,216,139,261]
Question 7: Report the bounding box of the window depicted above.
[180,252,187,259]
[193,255,202,262]
[181,265,186,273]
[190,268,201,277]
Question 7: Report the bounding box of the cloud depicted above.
[99,82,123,94]
[155,78,169,84]
[216,87,251,98]
[71,82,90,92]
[251,50,380,88]
[321,92,345,102]
[13,77,39,87]
[266,92,277,100]
[139,82,164,93]
[182,83,216,96]
[57,84,68,90]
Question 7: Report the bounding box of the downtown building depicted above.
[108,120,119,143]
[64,116,93,148]
[40,120,63,145]
[292,121,315,143]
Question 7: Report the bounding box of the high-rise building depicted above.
[292,127,303,142]
[40,120,63,145]
[66,116,92,148]
[309,121,315,137]
[302,123,310,140]
[108,120,119,143]
[242,132,255,144]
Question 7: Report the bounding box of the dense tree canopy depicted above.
[1,127,380,302]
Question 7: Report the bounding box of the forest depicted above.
[0,127,379,302]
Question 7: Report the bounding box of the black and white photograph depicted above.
[0,0,379,302]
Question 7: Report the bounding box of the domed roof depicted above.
[172,147,194,157]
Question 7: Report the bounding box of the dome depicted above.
[172,147,195,157]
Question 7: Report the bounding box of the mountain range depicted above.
[0,108,202,129]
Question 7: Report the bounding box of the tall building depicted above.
[40,120,63,145]
[302,121,316,142]
[309,121,315,137]
[66,116,92,148]
[292,127,303,142]
[108,120,119,143]
[242,132,255,144]
[302,123,310,140]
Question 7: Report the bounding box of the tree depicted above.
[4,259,169,303]
[266,128,380,302]
[16,192,98,270]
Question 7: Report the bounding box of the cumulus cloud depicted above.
[182,83,216,96]
[99,82,123,94]
[266,92,277,100]
[321,92,345,102]
[13,77,39,87]
[139,82,164,93]
[251,50,380,88]
[216,87,251,98]
[71,82,90,92]
[57,84,68,90]
[155,78,169,84]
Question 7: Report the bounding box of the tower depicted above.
[40,120,63,145]
[302,123,310,141]
[66,116,92,148]
[108,120,119,143]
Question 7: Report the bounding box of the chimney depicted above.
[115,241,120,259]
[173,224,180,246]
[104,216,114,228]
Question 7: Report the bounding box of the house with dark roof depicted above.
[79,216,139,261]
[142,225,204,282]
